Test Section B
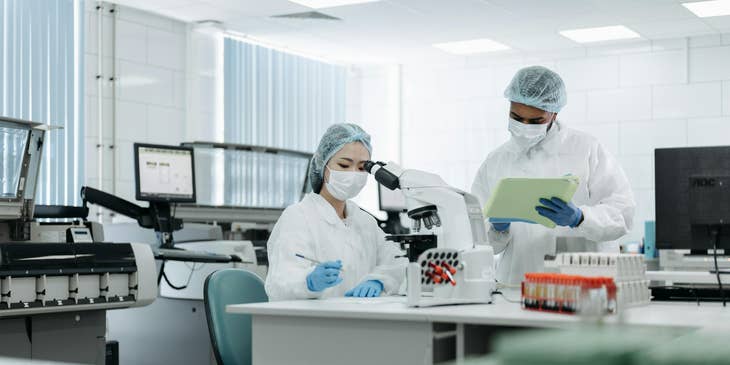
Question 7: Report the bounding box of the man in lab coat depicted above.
[471,66,636,285]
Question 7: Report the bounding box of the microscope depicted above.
[364,161,495,307]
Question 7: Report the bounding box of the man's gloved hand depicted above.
[535,197,583,228]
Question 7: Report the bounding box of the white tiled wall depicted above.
[85,4,188,221]
[382,35,730,246]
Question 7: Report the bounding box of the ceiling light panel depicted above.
[288,0,382,9]
[683,0,730,17]
[559,25,641,43]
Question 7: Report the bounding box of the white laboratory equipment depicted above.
[555,252,651,309]
[0,118,158,364]
[365,161,495,307]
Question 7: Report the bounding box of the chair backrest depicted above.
[204,269,268,365]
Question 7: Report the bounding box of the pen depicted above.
[295,253,345,272]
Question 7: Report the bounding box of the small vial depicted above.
[567,276,576,312]
[523,274,536,309]
[545,275,556,311]
[537,274,547,309]
[604,278,617,314]
[525,274,535,310]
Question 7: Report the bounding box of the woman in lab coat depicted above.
[471,66,636,285]
[265,123,407,301]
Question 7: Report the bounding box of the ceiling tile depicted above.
[701,15,730,32]
[629,17,715,38]
[108,0,725,64]
[199,0,309,17]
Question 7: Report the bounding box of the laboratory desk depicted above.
[227,294,730,365]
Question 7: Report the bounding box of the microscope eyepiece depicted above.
[363,160,385,173]
[365,161,400,190]
[364,160,377,173]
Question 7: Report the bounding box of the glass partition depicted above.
[186,143,311,209]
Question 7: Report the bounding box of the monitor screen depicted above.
[135,143,196,203]
[655,146,730,250]
[379,184,407,212]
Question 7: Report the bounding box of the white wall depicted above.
[85,4,205,221]
[387,35,730,245]
[185,26,224,144]
[347,65,401,219]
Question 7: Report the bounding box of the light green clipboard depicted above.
[483,176,580,228]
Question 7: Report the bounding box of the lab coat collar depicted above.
[307,193,358,226]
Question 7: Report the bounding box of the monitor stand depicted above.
[149,202,179,249]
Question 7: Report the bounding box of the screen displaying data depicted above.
[136,145,195,202]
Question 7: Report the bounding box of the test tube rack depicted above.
[419,249,461,288]
[521,273,618,315]
[406,247,495,307]
[554,253,650,310]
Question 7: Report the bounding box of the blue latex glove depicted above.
[489,218,537,232]
[306,260,343,292]
[535,197,583,228]
[492,222,511,232]
[345,280,383,298]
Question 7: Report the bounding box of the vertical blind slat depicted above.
[221,37,345,208]
[0,0,84,206]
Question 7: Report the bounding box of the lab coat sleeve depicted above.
[471,161,512,254]
[362,225,407,295]
[575,142,636,243]
[264,208,324,301]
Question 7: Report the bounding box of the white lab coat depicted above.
[471,121,636,285]
[265,193,407,301]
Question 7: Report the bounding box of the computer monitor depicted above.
[378,183,407,213]
[134,143,196,203]
[655,146,730,251]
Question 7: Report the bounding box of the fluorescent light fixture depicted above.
[559,25,640,43]
[288,0,382,9]
[432,38,510,55]
[683,0,730,17]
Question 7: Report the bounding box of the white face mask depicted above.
[325,166,368,201]
[508,117,550,150]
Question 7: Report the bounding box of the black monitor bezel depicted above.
[134,143,197,203]
[655,146,730,251]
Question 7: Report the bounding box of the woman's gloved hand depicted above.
[345,280,383,297]
[306,260,343,292]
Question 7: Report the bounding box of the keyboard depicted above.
[651,285,730,302]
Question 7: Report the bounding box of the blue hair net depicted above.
[504,66,567,113]
[309,123,372,193]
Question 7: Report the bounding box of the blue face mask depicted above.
[508,118,549,150]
